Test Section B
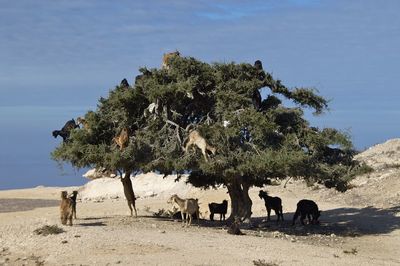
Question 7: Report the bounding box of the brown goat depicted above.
[162,51,180,69]
[113,128,129,150]
[227,218,244,235]
[185,130,216,162]
[76,117,89,130]
[60,191,73,226]
[121,176,137,217]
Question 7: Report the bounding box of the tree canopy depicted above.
[52,54,361,221]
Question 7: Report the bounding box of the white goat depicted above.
[168,194,199,226]
[185,130,216,162]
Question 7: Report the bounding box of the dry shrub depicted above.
[343,247,358,255]
[34,225,65,236]
[253,259,279,266]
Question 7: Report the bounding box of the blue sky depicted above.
[1,0,399,188]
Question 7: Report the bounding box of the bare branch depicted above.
[247,142,261,156]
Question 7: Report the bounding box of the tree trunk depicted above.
[227,177,252,222]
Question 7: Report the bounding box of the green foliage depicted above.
[52,83,153,173]
[51,54,358,193]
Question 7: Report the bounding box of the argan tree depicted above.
[52,55,358,222]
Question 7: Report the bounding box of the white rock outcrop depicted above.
[79,172,196,201]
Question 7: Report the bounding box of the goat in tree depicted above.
[76,117,89,130]
[185,130,216,162]
[113,128,129,151]
[120,78,130,88]
[52,119,79,142]
[162,51,180,69]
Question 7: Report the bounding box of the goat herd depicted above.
[59,190,321,231]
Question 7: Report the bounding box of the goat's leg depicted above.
[68,214,73,226]
[280,206,284,221]
[73,205,77,219]
[292,210,299,225]
[196,210,199,225]
[274,209,280,222]
[300,214,306,225]
[188,213,192,226]
[267,207,271,221]
[185,140,194,153]
[181,211,185,226]
[133,204,138,218]
[201,148,208,162]
[61,214,67,225]
[307,214,312,224]
[127,201,133,216]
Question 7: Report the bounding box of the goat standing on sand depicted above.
[208,200,228,221]
[168,194,199,226]
[121,175,137,217]
[60,191,73,226]
[292,199,321,226]
[70,191,78,219]
[227,217,244,235]
[185,130,216,162]
[258,190,284,222]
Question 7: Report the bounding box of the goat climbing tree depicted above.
[52,54,359,222]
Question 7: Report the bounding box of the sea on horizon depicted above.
[0,105,90,190]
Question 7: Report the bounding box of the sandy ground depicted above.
[1,139,400,265]
[1,178,399,266]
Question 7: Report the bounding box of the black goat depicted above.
[69,191,78,219]
[208,200,228,221]
[258,190,284,222]
[120,78,130,88]
[52,119,79,142]
[292,199,321,226]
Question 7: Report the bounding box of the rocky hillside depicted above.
[321,138,400,208]
[355,138,400,170]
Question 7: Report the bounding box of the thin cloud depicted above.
[196,0,322,21]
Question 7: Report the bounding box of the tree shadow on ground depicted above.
[250,205,400,237]
[78,221,106,227]
[80,217,110,221]
[0,198,59,213]
[150,213,228,229]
